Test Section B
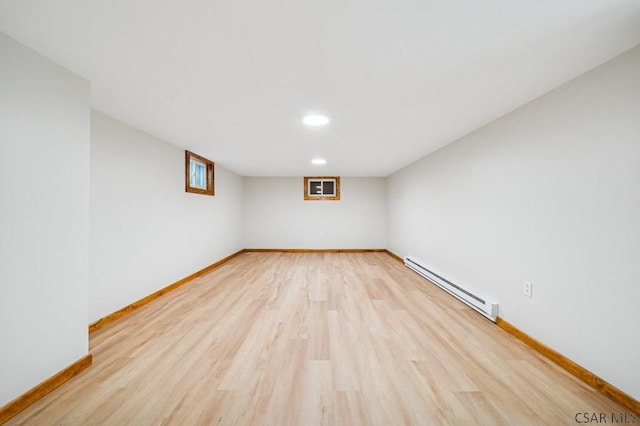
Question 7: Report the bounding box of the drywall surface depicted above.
[90,112,243,323]
[243,177,386,249]
[388,45,640,399]
[0,33,90,406]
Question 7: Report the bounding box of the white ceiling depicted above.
[1,1,640,176]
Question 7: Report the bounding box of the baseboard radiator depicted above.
[405,256,499,321]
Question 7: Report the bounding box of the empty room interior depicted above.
[1,0,640,424]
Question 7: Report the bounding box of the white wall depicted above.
[243,177,386,249]
[0,33,90,406]
[90,112,243,322]
[388,45,640,399]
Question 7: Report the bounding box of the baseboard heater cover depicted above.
[405,256,499,321]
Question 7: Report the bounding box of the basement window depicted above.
[304,177,340,200]
[185,151,214,196]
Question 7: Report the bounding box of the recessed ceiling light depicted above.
[303,114,330,126]
[311,158,327,165]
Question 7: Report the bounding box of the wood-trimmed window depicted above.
[185,151,214,196]
[304,176,340,200]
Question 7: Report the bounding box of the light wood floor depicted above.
[7,252,624,425]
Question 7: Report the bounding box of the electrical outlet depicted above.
[524,281,532,298]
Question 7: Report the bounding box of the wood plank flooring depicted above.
[6,252,625,425]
